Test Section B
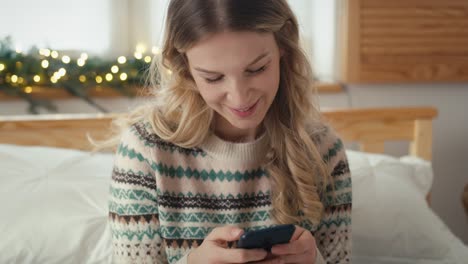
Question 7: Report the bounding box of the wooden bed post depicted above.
[410,119,433,161]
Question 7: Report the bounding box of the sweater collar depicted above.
[200,131,269,164]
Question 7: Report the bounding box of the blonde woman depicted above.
[106,0,352,263]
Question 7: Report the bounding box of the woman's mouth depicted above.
[230,100,259,118]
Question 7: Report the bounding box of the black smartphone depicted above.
[237,224,295,251]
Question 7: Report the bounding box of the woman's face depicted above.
[186,31,281,141]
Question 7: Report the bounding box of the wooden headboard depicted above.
[0,107,437,160]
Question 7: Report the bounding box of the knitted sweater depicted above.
[109,121,352,264]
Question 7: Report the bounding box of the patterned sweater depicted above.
[109,121,352,263]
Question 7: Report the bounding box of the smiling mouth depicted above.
[232,100,259,112]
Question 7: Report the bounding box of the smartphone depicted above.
[237,224,295,251]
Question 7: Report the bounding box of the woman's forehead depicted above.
[186,31,278,69]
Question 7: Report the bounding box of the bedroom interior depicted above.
[1,0,467,263]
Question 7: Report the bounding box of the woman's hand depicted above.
[188,226,268,264]
[251,225,317,264]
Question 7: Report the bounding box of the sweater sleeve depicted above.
[314,126,352,264]
[108,124,168,263]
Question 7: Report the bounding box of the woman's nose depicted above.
[226,78,251,105]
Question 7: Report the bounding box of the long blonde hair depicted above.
[96,0,329,225]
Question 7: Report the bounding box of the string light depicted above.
[111,65,119,73]
[11,75,18,83]
[50,76,58,83]
[105,73,113,81]
[79,75,87,83]
[39,49,51,57]
[33,75,41,82]
[58,68,66,77]
[41,60,49,68]
[152,46,161,55]
[134,52,143,60]
[144,56,152,63]
[24,86,33,94]
[117,56,126,64]
[120,73,128,81]
[77,58,85,67]
[18,77,24,84]
[51,51,59,58]
[62,56,71,64]
[95,76,103,84]
[16,61,23,68]
[0,63,5,71]
[136,43,147,54]
[80,53,88,60]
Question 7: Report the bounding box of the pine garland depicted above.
[0,37,155,114]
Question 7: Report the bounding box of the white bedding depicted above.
[0,144,467,263]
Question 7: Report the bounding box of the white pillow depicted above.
[0,144,113,264]
[347,150,468,263]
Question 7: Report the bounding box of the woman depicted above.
[106,0,351,263]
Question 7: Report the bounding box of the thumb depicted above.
[205,226,244,242]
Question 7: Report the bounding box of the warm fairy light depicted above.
[62,55,71,64]
[80,53,88,60]
[41,60,49,68]
[24,86,33,93]
[58,68,66,77]
[152,46,161,55]
[136,43,147,54]
[51,51,59,58]
[134,52,143,60]
[111,65,119,73]
[39,49,51,57]
[11,75,18,83]
[16,61,23,68]
[33,75,41,82]
[77,58,86,67]
[95,76,103,83]
[117,56,126,64]
[167,69,173,75]
[50,76,58,83]
[0,63,5,71]
[18,77,24,84]
[144,56,152,63]
[120,73,128,81]
[105,73,113,81]
[79,75,86,83]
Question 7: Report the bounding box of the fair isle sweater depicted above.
[109,121,352,264]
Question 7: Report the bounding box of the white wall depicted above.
[2,83,467,244]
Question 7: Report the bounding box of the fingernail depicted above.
[232,229,242,236]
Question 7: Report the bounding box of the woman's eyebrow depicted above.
[193,52,270,74]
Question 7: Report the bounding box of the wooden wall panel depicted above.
[340,0,468,83]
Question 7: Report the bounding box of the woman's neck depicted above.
[213,115,264,143]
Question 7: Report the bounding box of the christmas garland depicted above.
[0,37,154,114]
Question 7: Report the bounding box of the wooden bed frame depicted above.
[0,107,437,203]
[0,107,437,159]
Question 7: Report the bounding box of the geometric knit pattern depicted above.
[109,121,352,264]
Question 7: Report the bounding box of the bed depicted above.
[0,107,467,264]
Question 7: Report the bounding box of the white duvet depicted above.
[0,144,466,264]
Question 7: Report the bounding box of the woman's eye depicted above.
[247,66,266,74]
[205,76,223,83]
